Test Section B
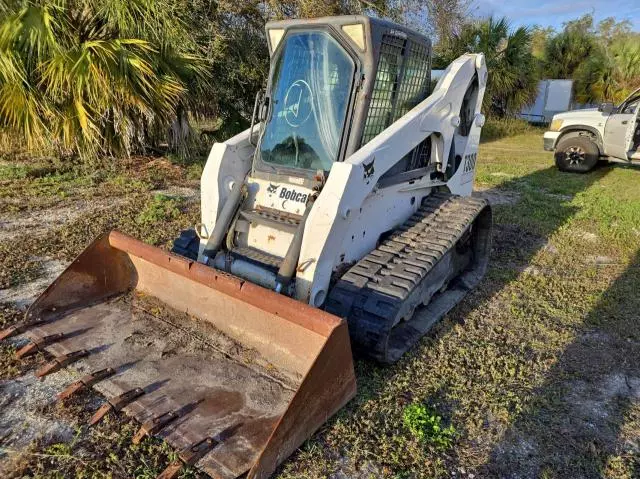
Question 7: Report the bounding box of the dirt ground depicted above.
[0,133,639,478]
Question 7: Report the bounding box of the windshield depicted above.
[259,31,355,171]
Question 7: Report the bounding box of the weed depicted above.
[104,174,149,193]
[402,403,456,449]
[136,194,183,226]
[8,418,204,479]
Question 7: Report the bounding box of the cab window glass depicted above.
[259,31,355,171]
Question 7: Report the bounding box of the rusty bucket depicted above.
[4,231,356,479]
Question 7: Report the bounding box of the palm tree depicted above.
[543,28,598,79]
[0,0,205,157]
[438,17,539,117]
[577,36,640,104]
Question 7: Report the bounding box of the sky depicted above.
[473,0,640,31]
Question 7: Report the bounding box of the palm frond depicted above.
[1,0,206,156]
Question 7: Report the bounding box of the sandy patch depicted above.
[473,187,520,206]
[0,198,128,243]
[0,369,77,474]
[0,258,67,310]
[151,186,199,200]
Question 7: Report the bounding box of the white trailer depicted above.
[520,79,574,124]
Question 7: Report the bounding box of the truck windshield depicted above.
[259,31,355,172]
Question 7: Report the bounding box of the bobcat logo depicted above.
[363,158,375,179]
[267,183,278,194]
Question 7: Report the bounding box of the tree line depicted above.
[0,1,638,157]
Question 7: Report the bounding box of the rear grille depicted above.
[362,33,431,146]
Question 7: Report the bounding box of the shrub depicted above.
[481,117,533,142]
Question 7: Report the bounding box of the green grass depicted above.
[10,419,203,479]
[2,131,640,478]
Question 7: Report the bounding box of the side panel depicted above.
[26,232,134,320]
[200,127,255,255]
[335,182,433,265]
[519,80,547,123]
[544,79,573,119]
[557,125,605,153]
[248,320,357,479]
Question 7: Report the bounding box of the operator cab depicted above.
[252,16,432,180]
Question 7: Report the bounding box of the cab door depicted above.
[625,100,640,160]
[604,90,640,160]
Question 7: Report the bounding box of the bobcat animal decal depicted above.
[267,183,278,194]
[363,158,375,179]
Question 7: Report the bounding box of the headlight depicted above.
[549,119,564,131]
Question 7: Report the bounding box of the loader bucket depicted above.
[8,231,356,479]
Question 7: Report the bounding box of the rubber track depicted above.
[325,192,490,363]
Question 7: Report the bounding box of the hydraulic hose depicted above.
[275,197,315,293]
[201,180,244,264]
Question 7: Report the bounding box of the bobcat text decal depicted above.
[266,183,308,204]
[279,187,308,204]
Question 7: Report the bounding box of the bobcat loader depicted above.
[2,15,491,479]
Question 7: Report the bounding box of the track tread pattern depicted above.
[325,192,489,362]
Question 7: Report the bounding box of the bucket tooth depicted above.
[132,401,200,445]
[57,367,116,401]
[156,437,218,479]
[35,349,89,379]
[89,388,145,426]
[155,461,183,479]
[89,402,114,426]
[15,333,65,359]
[15,342,39,359]
[0,319,44,341]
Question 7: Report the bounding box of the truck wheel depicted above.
[554,136,599,173]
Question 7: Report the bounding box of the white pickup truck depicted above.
[544,87,640,172]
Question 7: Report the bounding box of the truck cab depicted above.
[543,87,640,172]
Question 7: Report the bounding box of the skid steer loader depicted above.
[2,15,491,479]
